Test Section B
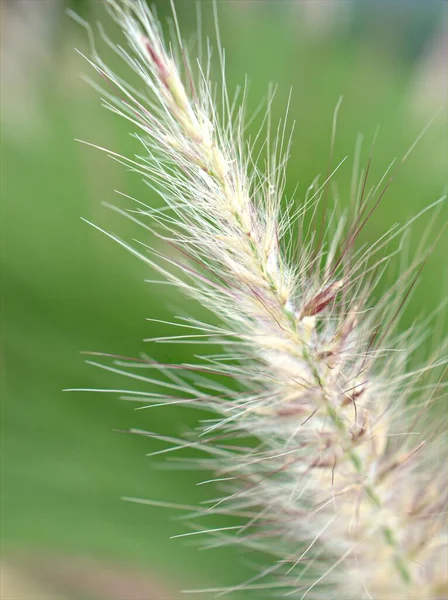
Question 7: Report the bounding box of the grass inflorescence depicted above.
[70,1,447,598]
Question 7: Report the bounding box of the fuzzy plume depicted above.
[71,1,447,598]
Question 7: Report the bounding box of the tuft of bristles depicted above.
[71,1,448,598]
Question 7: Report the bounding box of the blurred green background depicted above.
[1,1,446,598]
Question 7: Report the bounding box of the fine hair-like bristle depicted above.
[70,1,447,598]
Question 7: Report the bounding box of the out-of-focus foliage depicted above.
[1,1,446,596]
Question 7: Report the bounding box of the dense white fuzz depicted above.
[72,1,447,598]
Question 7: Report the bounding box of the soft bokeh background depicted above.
[1,1,447,598]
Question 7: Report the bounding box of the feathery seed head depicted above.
[73,1,447,598]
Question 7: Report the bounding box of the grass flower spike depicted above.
[73,1,447,598]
